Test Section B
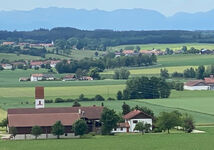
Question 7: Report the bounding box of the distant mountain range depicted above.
[1,7,214,31]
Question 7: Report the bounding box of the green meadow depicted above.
[0,127,214,150]
[108,43,214,51]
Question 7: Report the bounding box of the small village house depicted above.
[184,75,214,90]
[1,64,13,70]
[112,110,153,133]
[62,75,76,81]
[30,74,44,81]
[50,60,61,68]
[30,61,44,68]
[2,42,15,46]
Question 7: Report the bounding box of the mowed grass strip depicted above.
[1,127,214,150]
[109,43,214,51]
[0,85,125,98]
[158,54,214,67]
[102,65,197,75]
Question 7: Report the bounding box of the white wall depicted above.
[13,133,79,140]
[112,127,127,133]
[128,119,152,132]
[184,85,209,91]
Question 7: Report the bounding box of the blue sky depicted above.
[0,0,213,16]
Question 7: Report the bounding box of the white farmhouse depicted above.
[1,64,13,70]
[112,110,153,133]
[30,74,44,82]
[184,75,214,90]
[184,80,209,90]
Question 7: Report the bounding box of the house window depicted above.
[133,120,138,124]
[121,128,123,131]
[114,128,117,131]
[65,133,68,136]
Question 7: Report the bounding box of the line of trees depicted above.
[117,76,171,100]
[56,53,157,74]
[1,28,214,50]
[0,45,47,57]
[172,65,214,79]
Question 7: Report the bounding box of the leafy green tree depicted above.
[94,51,99,57]
[145,123,152,133]
[10,127,17,139]
[136,46,141,51]
[196,65,205,79]
[181,46,187,53]
[122,89,130,100]
[159,80,171,98]
[114,68,130,80]
[88,67,100,80]
[181,114,195,133]
[117,91,123,100]
[31,126,43,139]
[52,121,65,139]
[0,118,8,131]
[134,122,146,134]
[73,101,81,107]
[160,68,169,79]
[156,112,181,133]
[94,95,105,101]
[73,120,88,136]
[101,108,119,135]
[122,102,131,115]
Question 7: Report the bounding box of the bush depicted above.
[117,91,123,100]
[172,72,183,78]
[55,98,65,103]
[94,95,105,101]
[107,97,115,101]
[45,99,53,103]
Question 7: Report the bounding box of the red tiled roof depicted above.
[123,110,141,120]
[8,106,103,120]
[31,74,44,77]
[184,80,205,86]
[123,110,152,120]
[123,50,134,54]
[8,113,80,127]
[204,77,214,84]
[35,87,44,99]
[30,61,44,66]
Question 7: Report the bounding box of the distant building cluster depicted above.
[2,41,54,48]
[184,75,214,90]
[19,74,93,82]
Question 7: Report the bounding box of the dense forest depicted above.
[1,28,214,50]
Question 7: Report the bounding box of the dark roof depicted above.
[8,106,103,120]
[8,113,80,127]
[35,87,44,99]
[123,110,152,120]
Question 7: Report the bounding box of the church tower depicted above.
[35,86,45,109]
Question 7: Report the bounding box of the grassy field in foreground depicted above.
[108,43,214,51]
[1,127,214,150]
